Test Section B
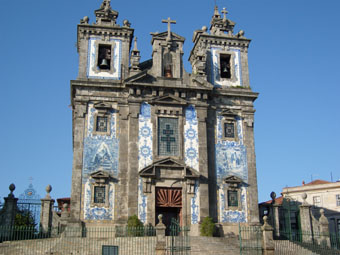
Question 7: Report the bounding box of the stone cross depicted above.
[221,8,228,20]
[162,17,176,40]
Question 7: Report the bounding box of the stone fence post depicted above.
[40,185,55,233]
[1,184,18,227]
[155,214,166,255]
[318,209,331,248]
[262,216,275,255]
[299,193,313,242]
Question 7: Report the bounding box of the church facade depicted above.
[70,0,260,233]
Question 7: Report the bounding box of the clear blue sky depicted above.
[0,0,339,204]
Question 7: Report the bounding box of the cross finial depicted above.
[162,17,176,41]
[221,7,228,20]
[29,177,33,184]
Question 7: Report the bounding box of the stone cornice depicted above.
[213,88,259,101]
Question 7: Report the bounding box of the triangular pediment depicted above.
[151,31,185,42]
[220,108,239,117]
[224,175,243,184]
[151,94,187,106]
[139,157,200,180]
[93,102,112,109]
[90,170,110,179]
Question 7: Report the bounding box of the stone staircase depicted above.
[275,240,319,255]
[190,236,240,255]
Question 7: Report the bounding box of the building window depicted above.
[158,117,179,156]
[220,54,231,79]
[228,190,238,207]
[313,196,321,207]
[224,122,235,138]
[96,116,108,132]
[336,194,340,206]
[98,44,111,70]
[94,186,106,204]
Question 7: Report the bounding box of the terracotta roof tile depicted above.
[259,196,283,205]
[304,179,331,186]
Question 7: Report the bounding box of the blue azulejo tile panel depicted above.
[219,186,247,223]
[191,180,200,224]
[138,102,152,223]
[82,104,119,183]
[215,113,247,181]
[84,180,114,220]
[184,105,199,171]
[215,112,248,223]
[87,37,122,80]
[184,105,200,224]
[210,47,242,88]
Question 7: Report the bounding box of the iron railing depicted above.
[239,224,262,255]
[275,230,340,255]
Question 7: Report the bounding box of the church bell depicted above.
[99,58,109,69]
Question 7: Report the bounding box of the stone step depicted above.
[190,236,240,255]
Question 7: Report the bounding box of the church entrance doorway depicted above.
[155,187,182,235]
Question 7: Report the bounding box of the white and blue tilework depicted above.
[87,37,121,79]
[210,47,242,88]
[215,111,248,223]
[138,102,152,223]
[84,181,115,220]
[191,180,200,224]
[220,186,247,223]
[184,105,200,224]
[82,103,119,220]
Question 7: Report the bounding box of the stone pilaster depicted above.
[207,108,217,221]
[1,184,18,227]
[40,185,55,233]
[127,103,140,217]
[299,202,313,242]
[70,103,87,221]
[319,209,331,247]
[272,204,280,238]
[243,114,259,223]
[196,106,209,220]
[155,215,166,255]
[262,216,275,255]
[117,104,129,222]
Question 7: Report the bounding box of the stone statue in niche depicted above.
[163,51,173,78]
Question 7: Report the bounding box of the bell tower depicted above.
[76,0,134,81]
[149,17,185,79]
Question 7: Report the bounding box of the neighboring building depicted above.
[69,0,260,234]
[259,180,340,235]
[282,180,340,234]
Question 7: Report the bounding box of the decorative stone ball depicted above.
[202,26,208,32]
[46,184,52,194]
[83,16,89,23]
[301,193,307,200]
[63,203,68,209]
[263,215,268,222]
[270,191,276,200]
[9,183,15,192]
[320,209,324,215]
[238,30,245,36]
[158,214,163,222]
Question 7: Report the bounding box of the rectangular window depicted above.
[158,117,179,156]
[94,186,106,204]
[336,194,340,206]
[102,245,118,255]
[98,44,111,70]
[313,196,321,207]
[220,54,231,79]
[228,190,238,207]
[224,122,235,138]
[96,116,108,132]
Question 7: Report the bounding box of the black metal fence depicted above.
[275,231,340,255]
[238,224,262,255]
